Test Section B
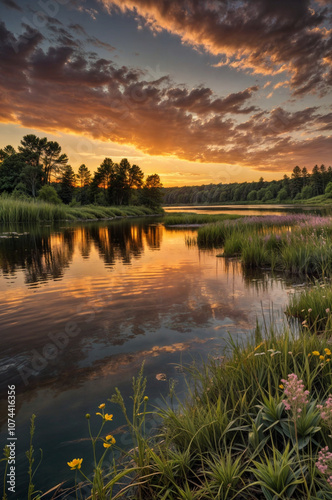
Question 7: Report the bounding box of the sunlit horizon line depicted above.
[0,122,321,188]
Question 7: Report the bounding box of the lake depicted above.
[164,204,329,216]
[0,214,303,496]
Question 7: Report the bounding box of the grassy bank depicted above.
[163,213,241,226]
[16,323,332,499]
[286,280,332,331]
[196,214,332,276]
[0,198,162,223]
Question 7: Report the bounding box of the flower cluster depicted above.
[68,402,116,474]
[281,373,309,418]
[309,350,331,363]
[96,402,113,421]
[103,434,116,448]
[316,447,332,486]
[318,395,332,432]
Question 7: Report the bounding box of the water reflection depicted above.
[165,204,332,216]
[0,220,163,285]
[0,222,293,400]
[0,229,74,285]
[0,218,298,496]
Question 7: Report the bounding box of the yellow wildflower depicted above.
[308,353,311,357]
[96,412,103,417]
[312,351,320,356]
[320,355,325,361]
[327,359,331,362]
[104,413,113,421]
[67,458,83,470]
[144,396,149,402]
[98,403,106,409]
[325,348,332,356]
[103,443,111,448]
[279,384,284,389]
[105,434,116,444]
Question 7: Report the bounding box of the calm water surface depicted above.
[164,204,330,216]
[0,216,299,496]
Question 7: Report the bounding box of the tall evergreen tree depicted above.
[76,164,91,204]
[59,165,76,204]
[139,174,163,207]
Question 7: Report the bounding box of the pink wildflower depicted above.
[280,373,309,419]
[316,447,332,486]
[317,395,332,433]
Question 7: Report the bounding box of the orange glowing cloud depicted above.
[0,15,331,175]
[100,0,332,96]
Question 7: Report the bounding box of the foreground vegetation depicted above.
[0,198,161,223]
[8,323,332,499]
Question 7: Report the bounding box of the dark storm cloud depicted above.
[101,0,332,96]
[0,21,331,171]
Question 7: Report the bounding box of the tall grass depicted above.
[146,325,332,499]
[0,198,70,223]
[286,280,332,331]
[9,324,332,499]
[0,198,161,223]
[163,213,241,226]
[197,214,332,276]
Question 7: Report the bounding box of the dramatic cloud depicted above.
[100,0,332,96]
[0,21,331,171]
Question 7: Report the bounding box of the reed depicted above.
[163,213,241,226]
[286,281,332,331]
[197,214,332,276]
[0,198,161,223]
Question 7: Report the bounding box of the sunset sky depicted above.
[0,0,331,186]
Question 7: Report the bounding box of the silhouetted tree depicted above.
[20,165,42,198]
[139,174,163,207]
[18,135,68,185]
[76,164,91,204]
[59,165,76,204]
[0,153,26,193]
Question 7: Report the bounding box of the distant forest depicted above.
[163,165,332,205]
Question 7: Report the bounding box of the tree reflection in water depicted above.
[0,220,163,285]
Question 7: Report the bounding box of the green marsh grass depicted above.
[197,214,332,276]
[163,213,241,226]
[18,325,331,499]
[0,198,160,223]
[287,281,332,331]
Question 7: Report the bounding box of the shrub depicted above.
[325,182,332,198]
[37,185,62,205]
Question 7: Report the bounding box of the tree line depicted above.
[0,135,163,208]
[163,165,332,205]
